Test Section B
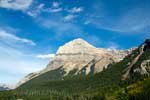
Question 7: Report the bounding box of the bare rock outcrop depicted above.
[122,39,150,80]
[17,38,134,87]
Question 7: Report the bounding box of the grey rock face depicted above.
[141,60,150,74]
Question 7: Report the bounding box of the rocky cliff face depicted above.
[17,38,134,87]
[42,38,134,75]
[122,39,150,79]
[44,39,112,73]
[107,48,136,61]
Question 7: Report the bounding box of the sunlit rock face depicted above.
[56,38,98,54]
[17,38,134,87]
[45,38,103,72]
[44,38,133,74]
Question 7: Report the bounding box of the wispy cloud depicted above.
[0,28,46,85]
[113,6,150,33]
[68,7,83,13]
[45,1,62,13]
[0,45,46,85]
[85,1,150,34]
[64,14,77,21]
[39,17,83,39]
[0,0,33,10]
[48,7,62,13]
[37,54,55,59]
[52,2,60,8]
[0,30,36,46]
[27,3,45,17]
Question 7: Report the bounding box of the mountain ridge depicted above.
[122,39,150,80]
[16,38,134,88]
[1,39,150,100]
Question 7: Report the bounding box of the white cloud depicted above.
[0,0,33,10]
[64,14,76,21]
[37,54,55,59]
[0,28,47,85]
[37,3,45,9]
[39,17,83,39]
[27,3,45,17]
[44,1,62,13]
[52,2,60,8]
[0,30,36,46]
[68,7,83,13]
[48,7,62,13]
[0,45,46,85]
[27,11,36,17]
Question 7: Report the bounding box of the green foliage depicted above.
[0,90,107,100]
[115,78,150,100]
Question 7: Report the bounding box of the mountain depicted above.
[16,38,134,87]
[122,39,150,80]
[0,39,150,100]
[0,84,10,91]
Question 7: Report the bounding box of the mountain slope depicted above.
[122,39,150,80]
[17,38,133,87]
[18,39,150,93]
[18,47,138,92]
[0,39,150,100]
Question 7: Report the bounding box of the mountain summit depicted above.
[45,38,134,73]
[2,39,150,100]
[17,38,134,87]
[56,38,97,54]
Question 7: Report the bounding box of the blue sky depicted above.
[0,0,150,85]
